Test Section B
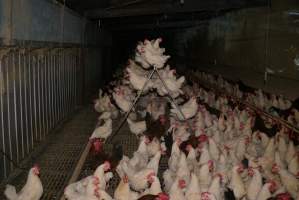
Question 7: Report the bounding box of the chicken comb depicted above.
[271,163,279,173]
[104,161,111,170]
[158,193,169,200]
[33,164,40,171]
[267,179,277,192]
[237,163,244,173]
[178,179,186,188]
[186,144,193,152]
[276,192,292,200]
[201,192,212,200]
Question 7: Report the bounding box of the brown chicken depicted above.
[144,112,170,141]
[179,134,208,155]
[138,193,169,200]
[89,139,123,172]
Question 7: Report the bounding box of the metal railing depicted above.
[0,47,81,180]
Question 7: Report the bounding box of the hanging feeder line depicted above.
[109,66,193,142]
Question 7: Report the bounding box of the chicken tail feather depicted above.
[4,184,17,200]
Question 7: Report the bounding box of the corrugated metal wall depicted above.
[0,47,81,180]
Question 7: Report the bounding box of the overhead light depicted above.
[180,0,184,5]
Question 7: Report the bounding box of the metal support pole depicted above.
[12,51,20,162]
[28,53,34,150]
[37,56,42,141]
[18,51,25,158]
[5,55,13,170]
[23,51,30,154]
[0,56,7,177]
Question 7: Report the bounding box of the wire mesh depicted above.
[0,106,97,200]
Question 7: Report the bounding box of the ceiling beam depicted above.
[85,0,267,19]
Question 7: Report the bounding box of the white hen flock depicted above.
[62,38,299,200]
[5,38,299,200]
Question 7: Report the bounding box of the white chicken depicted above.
[146,150,162,175]
[186,145,197,171]
[147,137,162,157]
[169,178,187,200]
[176,153,191,186]
[246,167,263,200]
[4,165,43,200]
[85,162,112,197]
[122,164,156,192]
[64,163,110,199]
[140,175,162,196]
[136,38,170,69]
[155,75,185,98]
[128,136,149,170]
[163,169,175,193]
[127,118,147,137]
[256,181,277,200]
[168,140,181,172]
[113,89,132,112]
[197,162,213,191]
[208,174,223,200]
[126,67,153,92]
[185,173,201,200]
[230,164,246,199]
[272,163,299,198]
[288,156,299,177]
[171,97,198,120]
[114,175,139,200]
[90,118,112,140]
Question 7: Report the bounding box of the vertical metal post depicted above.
[57,52,61,122]
[53,53,58,125]
[74,53,76,108]
[28,53,34,149]
[50,51,54,130]
[55,52,61,122]
[18,51,25,158]
[12,51,20,162]
[66,52,70,115]
[40,53,45,139]
[67,53,71,114]
[37,56,42,141]
[57,51,61,121]
[0,55,7,177]
[71,54,74,110]
[62,50,66,119]
[33,54,38,143]
[45,52,49,136]
[5,55,13,170]
[23,51,30,154]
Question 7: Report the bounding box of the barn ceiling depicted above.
[58,0,268,30]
